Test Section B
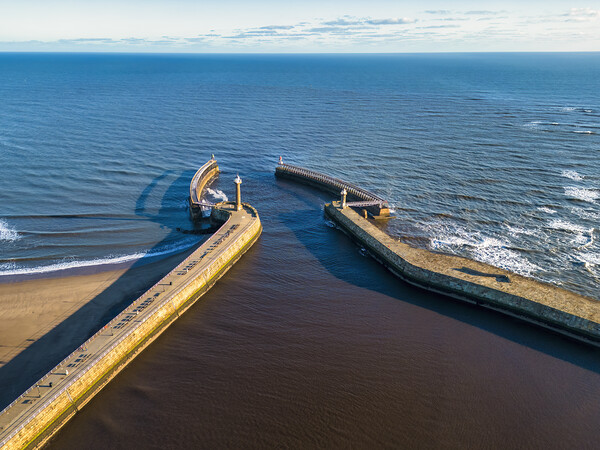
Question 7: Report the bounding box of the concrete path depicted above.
[0,202,260,447]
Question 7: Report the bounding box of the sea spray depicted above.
[206,188,228,202]
[0,220,20,242]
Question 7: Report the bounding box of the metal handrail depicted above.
[346,200,386,208]
[277,163,387,203]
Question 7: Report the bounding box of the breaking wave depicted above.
[548,219,595,248]
[0,220,20,242]
[564,187,599,203]
[424,221,541,277]
[561,170,584,181]
[0,237,201,277]
[537,206,557,214]
[571,207,600,221]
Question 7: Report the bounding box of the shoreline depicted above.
[0,245,200,408]
[0,240,204,285]
[0,201,263,448]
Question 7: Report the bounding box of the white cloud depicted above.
[322,16,416,27]
[563,8,600,21]
[465,10,503,16]
[365,18,417,25]
[0,4,599,53]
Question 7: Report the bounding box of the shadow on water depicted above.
[0,170,202,409]
[275,178,600,375]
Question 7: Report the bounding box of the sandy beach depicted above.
[0,249,196,408]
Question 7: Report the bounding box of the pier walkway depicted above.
[325,201,600,346]
[0,166,261,449]
[274,160,600,345]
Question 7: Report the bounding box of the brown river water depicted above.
[46,176,600,449]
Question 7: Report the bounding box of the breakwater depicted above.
[275,161,390,218]
[0,166,261,449]
[189,157,220,220]
[277,163,600,345]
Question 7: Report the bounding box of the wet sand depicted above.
[0,249,197,408]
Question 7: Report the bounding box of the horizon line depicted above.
[1,50,599,55]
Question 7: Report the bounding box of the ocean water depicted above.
[2,53,600,448]
[1,53,599,296]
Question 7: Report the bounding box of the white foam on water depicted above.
[574,233,594,247]
[0,237,201,277]
[548,219,590,234]
[571,207,600,221]
[575,252,600,278]
[200,207,212,218]
[206,188,228,202]
[537,206,557,214]
[564,187,599,203]
[561,170,584,181]
[0,262,17,271]
[426,221,540,277]
[0,220,20,241]
[573,130,595,135]
[523,121,542,129]
[472,242,541,277]
[577,252,600,265]
[561,106,577,112]
[504,223,544,238]
[548,219,595,248]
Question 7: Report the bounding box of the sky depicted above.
[0,0,598,53]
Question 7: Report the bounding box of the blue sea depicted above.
[3,53,600,449]
[0,53,599,297]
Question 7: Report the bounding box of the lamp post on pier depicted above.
[234,175,242,211]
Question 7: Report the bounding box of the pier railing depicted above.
[276,163,387,204]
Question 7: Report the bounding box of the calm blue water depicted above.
[0,53,599,297]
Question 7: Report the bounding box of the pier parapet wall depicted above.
[189,157,220,220]
[275,162,390,218]
[325,201,600,345]
[0,170,261,449]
